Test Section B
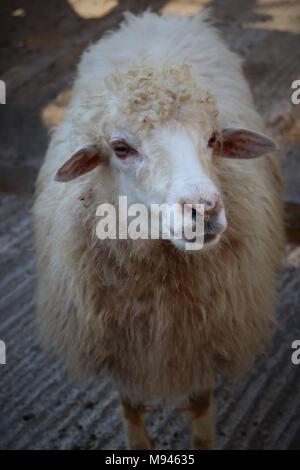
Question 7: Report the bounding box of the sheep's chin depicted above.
[202,233,222,250]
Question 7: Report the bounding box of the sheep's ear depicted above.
[55,145,105,182]
[214,128,278,159]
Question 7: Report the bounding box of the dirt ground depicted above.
[0,0,300,450]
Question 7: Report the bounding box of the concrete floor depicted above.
[0,0,300,450]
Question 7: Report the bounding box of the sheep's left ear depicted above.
[55,145,106,182]
[213,128,278,159]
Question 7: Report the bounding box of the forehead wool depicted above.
[75,64,219,145]
[105,64,219,134]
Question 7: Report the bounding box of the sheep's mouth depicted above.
[181,232,218,244]
[168,226,224,251]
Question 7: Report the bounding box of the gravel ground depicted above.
[0,0,299,450]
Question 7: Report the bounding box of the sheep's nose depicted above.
[181,195,222,221]
[180,194,225,246]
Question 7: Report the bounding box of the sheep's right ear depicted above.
[55,145,106,182]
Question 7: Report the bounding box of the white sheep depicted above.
[33,11,284,449]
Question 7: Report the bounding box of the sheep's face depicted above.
[103,65,227,250]
[55,65,277,251]
[108,122,227,251]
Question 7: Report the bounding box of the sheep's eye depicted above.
[111,141,135,159]
[208,133,217,147]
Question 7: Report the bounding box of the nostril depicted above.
[204,197,221,218]
[181,196,222,221]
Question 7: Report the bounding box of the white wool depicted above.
[33,11,284,408]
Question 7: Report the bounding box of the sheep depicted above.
[33,11,284,450]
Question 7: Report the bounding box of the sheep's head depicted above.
[55,65,277,251]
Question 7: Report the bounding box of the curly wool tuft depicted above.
[74,64,219,143]
[105,64,218,132]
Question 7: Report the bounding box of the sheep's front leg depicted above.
[121,400,154,450]
[187,389,214,450]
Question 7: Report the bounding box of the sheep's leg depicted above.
[187,389,214,450]
[121,400,154,450]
